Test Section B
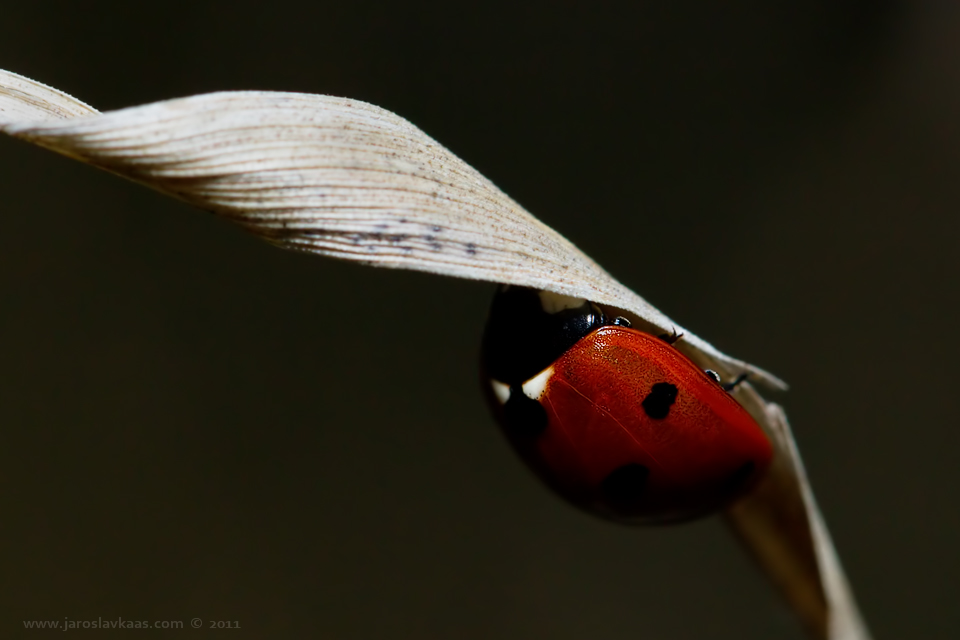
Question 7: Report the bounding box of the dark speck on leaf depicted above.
[465,243,478,256]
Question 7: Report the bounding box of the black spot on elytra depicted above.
[641,382,678,420]
[502,385,548,437]
[723,461,756,494]
[601,464,650,503]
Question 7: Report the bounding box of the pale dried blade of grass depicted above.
[0,69,782,391]
[726,394,871,640]
[0,68,869,640]
[0,71,97,121]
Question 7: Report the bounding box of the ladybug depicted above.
[480,285,773,523]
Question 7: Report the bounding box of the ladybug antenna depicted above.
[722,372,751,392]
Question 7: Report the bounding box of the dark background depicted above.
[1,1,955,638]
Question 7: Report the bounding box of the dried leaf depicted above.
[725,400,870,640]
[0,68,870,640]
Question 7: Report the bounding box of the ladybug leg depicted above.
[704,369,750,391]
[611,316,632,327]
[722,372,750,392]
[658,327,684,344]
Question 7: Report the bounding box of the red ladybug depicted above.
[481,286,773,523]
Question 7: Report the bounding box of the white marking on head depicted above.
[537,290,586,314]
[490,379,511,405]
[521,366,554,401]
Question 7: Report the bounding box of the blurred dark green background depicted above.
[1,1,955,638]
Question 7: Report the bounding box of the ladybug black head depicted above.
[481,286,606,385]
